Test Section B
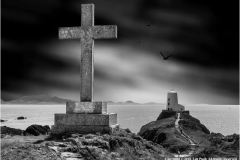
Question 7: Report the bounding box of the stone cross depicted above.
[59,4,117,102]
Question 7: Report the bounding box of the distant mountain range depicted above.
[1,94,73,104]
[107,101,139,105]
[1,95,163,105]
[107,101,161,105]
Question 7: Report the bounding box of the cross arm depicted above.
[93,25,117,39]
[59,27,82,39]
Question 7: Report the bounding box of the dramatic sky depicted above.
[1,0,239,104]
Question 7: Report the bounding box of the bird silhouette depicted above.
[146,23,154,26]
[135,41,144,44]
[160,52,172,60]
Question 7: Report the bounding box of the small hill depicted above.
[6,94,74,104]
[138,113,192,154]
[143,102,162,105]
[108,101,163,105]
[138,111,239,157]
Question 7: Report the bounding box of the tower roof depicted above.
[168,89,177,93]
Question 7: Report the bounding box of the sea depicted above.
[0,104,239,136]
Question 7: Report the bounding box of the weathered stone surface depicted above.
[51,124,119,134]
[54,4,118,135]
[58,4,117,102]
[54,113,117,126]
[66,101,107,114]
[93,26,117,39]
[24,124,50,136]
[81,4,94,26]
[59,27,82,39]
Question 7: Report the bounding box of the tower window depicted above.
[168,102,170,105]
[168,98,170,101]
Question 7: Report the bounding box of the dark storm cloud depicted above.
[1,0,239,104]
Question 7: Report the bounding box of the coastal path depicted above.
[174,113,196,157]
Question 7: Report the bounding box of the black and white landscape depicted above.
[1,0,239,159]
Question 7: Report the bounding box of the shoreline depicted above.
[1,104,239,136]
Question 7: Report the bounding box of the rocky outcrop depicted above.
[1,128,173,159]
[1,126,24,137]
[139,111,239,157]
[17,116,27,120]
[1,125,50,137]
[138,113,176,144]
[195,132,240,157]
[1,119,7,122]
[179,113,210,134]
[156,111,177,120]
[24,125,50,136]
[1,121,239,159]
[222,134,239,153]
[138,114,192,154]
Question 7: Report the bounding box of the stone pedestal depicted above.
[66,102,107,114]
[51,102,118,134]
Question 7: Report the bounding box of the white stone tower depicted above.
[166,90,185,112]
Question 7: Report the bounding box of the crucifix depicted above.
[59,4,117,102]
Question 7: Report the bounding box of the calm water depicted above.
[0,104,239,135]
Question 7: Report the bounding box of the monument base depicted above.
[54,113,117,126]
[51,124,119,135]
[66,101,107,114]
[51,101,118,135]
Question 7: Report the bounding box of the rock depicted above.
[179,113,210,134]
[124,128,132,133]
[156,111,176,120]
[85,134,95,139]
[1,126,24,135]
[1,119,7,122]
[194,145,239,158]
[169,145,191,154]
[24,125,50,136]
[43,125,50,133]
[210,132,224,137]
[71,133,81,138]
[207,133,239,156]
[222,134,239,154]
[17,116,27,120]
[81,137,110,149]
[109,137,120,150]
[58,143,67,147]
[139,111,214,156]
[132,134,143,141]
[2,127,170,160]
[138,117,175,145]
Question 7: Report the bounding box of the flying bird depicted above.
[146,23,154,26]
[160,52,172,60]
[135,41,144,44]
